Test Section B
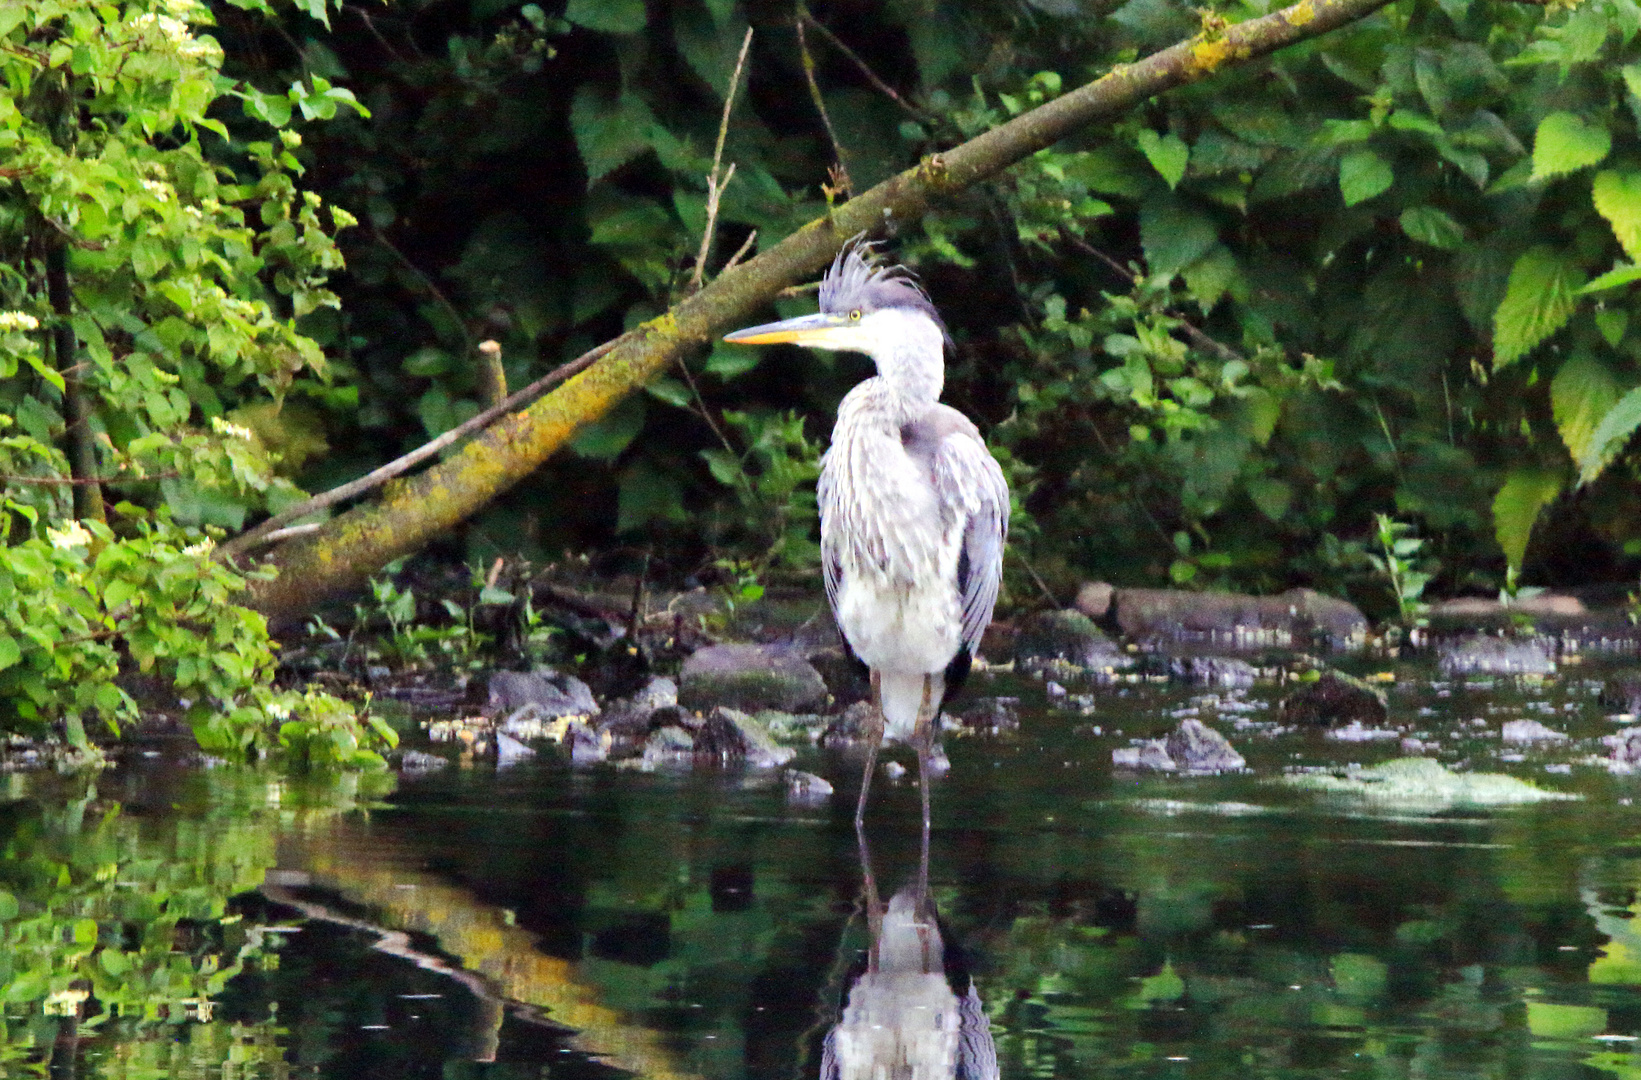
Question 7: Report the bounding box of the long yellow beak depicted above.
[723,311,852,347]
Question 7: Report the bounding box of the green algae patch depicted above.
[1279,757,1579,808]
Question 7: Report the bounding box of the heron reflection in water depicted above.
[819,834,999,1080]
[724,238,1009,842]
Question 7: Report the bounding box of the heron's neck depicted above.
[864,310,945,422]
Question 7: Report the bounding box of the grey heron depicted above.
[724,239,1010,835]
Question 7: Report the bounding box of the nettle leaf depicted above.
[1593,170,1641,261]
[1492,246,1585,368]
[564,0,645,34]
[1581,386,1641,485]
[1338,148,1393,207]
[1551,351,1622,469]
[1136,129,1189,190]
[570,87,659,183]
[1581,263,1641,293]
[1138,195,1218,278]
[1493,468,1562,572]
[1598,308,1630,347]
[1530,112,1610,181]
[1400,205,1465,249]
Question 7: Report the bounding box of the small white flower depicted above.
[265,700,291,721]
[280,130,303,149]
[0,311,40,332]
[47,520,93,549]
[210,416,254,441]
[140,178,173,203]
[181,538,215,558]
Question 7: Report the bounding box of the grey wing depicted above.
[816,447,844,618]
[932,428,1010,655]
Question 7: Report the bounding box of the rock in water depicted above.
[1436,636,1555,675]
[1279,671,1388,727]
[694,707,796,768]
[1113,719,1244,773]
[1013,609,1128,670]
[1113,587,1367,651]
[679,644,829,713]
[785,769,834,804]
[1169,656,1258,688]
[1501,718,1567,744]
[1607,727,1641,771]
[1165,719,1246,772]
[486,669,600,719]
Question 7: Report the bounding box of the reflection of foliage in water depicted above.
[0,766,390,1074]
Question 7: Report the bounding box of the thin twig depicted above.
[798,11,937,126]
[690,26,755,293]
[777,280,822,297]
[1062,232,1245,364]
[795,18,852,199]
[0,470,175,486]
[372,228,472,358]
[676,353,736,457]
[344,4,406,62]
[721,229,757,275]
[1014,552,1061,608]
[217,336,624,560]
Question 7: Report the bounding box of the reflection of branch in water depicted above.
[262,880,531,1063]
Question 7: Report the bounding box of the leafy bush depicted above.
[0,0,386,759]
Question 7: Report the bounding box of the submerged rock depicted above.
[396,749,449,775]
[1112,587,1367,652]
[495,732,536,768]
[1501,718,1568,744]
[642,725,696,767]
[952,696,1021,735]
[1436,636,1555,676]
[1169,655,1258,688]
[1279,671,1388,727]
[1606,727,1641,771]
[1602,676,1641,715]
[786,769,834,803]
[1281,757,1578,807]
[1113,719,1244,773]
[821,700,879,750]
[694,707,796,767]
[679,644,829,713]
[597,676,680,757]
[566,720,610,764]
[1014,609,1128,671]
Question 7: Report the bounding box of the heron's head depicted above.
[723,239,948,365]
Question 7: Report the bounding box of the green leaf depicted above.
[1139,196,1218,278]
[0,635,16,671]
[1581,386,1641,485]
[569,87,659,183]
[645,377,693,409]
[1492,246,1585,368]
[1339,148,1393,207]
[1245,476,1292,521]
[569,396,645,461]
[1399,206,1465,249]
[1493,468,1562,571]
[1593,170,1641,261]
[1580,263,1641,294]
[1136,129,1189,190]
[1597,308,1629,347]
[564,0,646,33]
[1551,351,1622,469]
[702,345,761,380]
[1530,112,1610,181]
[616,461,687,532]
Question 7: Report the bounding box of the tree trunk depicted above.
[46,242,104,524]
[245,0,1395,627]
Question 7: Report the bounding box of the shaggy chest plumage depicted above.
[820,385,966,680]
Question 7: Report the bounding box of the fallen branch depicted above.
[217,336,620,561]
[246,0,1402,627]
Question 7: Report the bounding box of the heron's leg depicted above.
[854,671,884,826]
[913,673,936,900]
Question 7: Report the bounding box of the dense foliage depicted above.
[0,0,391,759]
[211,0,1641,616]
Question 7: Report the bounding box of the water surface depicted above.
[10,663,1641,1080]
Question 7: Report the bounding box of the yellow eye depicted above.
[849,309,862,321]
